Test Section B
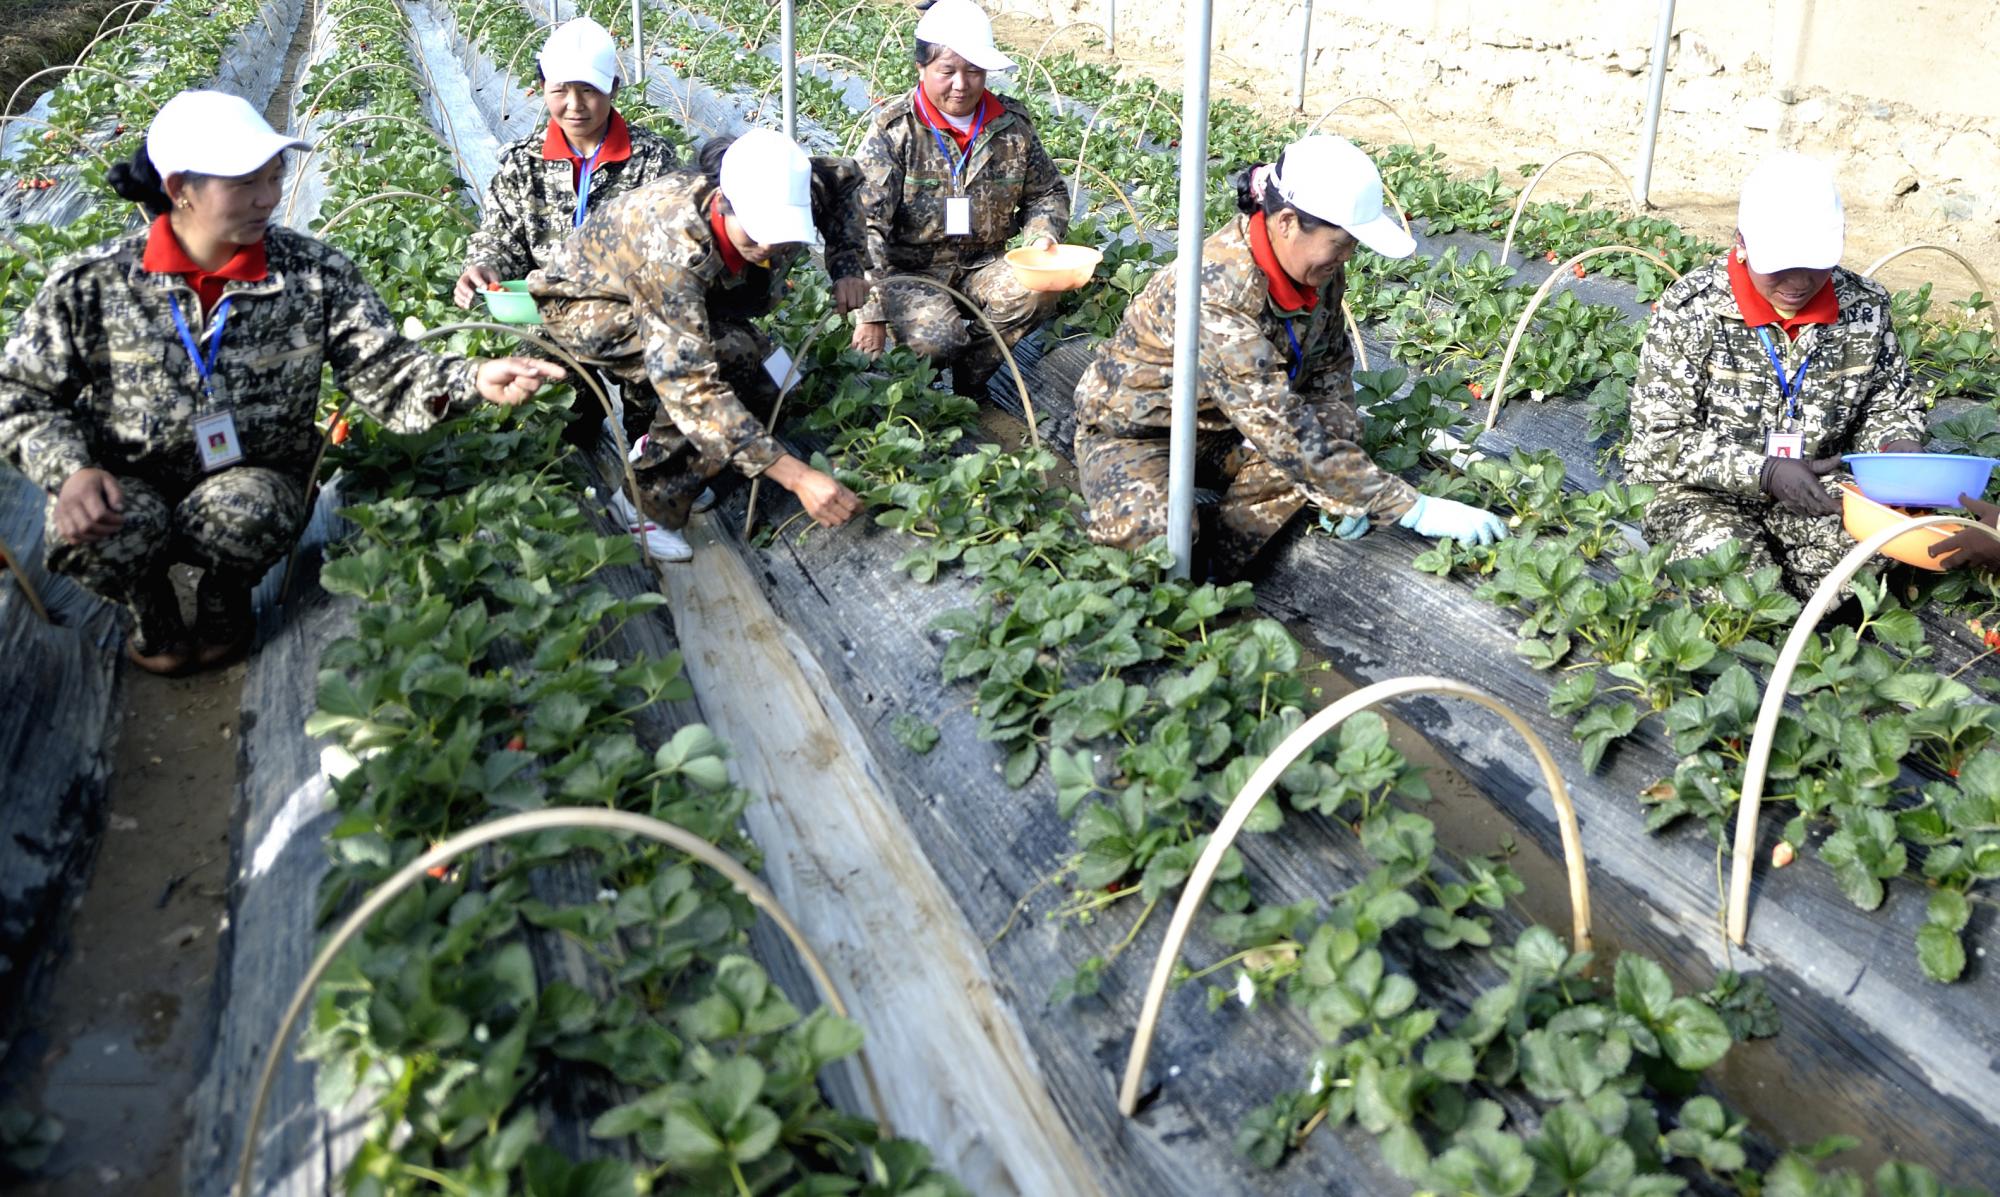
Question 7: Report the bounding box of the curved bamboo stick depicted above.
[1862,244,2000,337]
[300,61,428,122]
[1126,85,1170,152]
[230,807,892,1197]
[2,64,142,134]
[1342,299,1368,371]
[499,21,564,125]
[1024,21,1110,81]
[757,52,871,109]
[0,115,121,176]
[1052,155,1144,234]
[1482,245,1682,431]
[1303,94,1418,150]
[1118,674,1593,1116]
[876,272,1042,452]
[1021,55,1071,121]
[314,189,477,236]
[90,0,155,41]
[69,8,168,71]
[1724,513,2000,947]
[810,0,869,58]
[283,113,473,223]
[0,533,51,625]
[309,4,410,59]
[1499,149,1642,267]
[842,95,894,157]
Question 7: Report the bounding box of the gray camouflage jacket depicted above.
[0,225,478,497]
[1073,215,1419,523]
[463,115,680,282]
[1623,262,1925,497]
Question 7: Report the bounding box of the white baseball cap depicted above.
[720,129,816,246]
[146,90,309,181]
[538,18,621,93]
[1738,151,1844,273]
[1271,136,1414,259]
[914,0,1015,72]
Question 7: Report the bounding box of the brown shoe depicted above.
[126,639,194,676]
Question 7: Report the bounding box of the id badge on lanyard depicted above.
[923,91,988,238]
[172,294,242,471]
[762,344,800,397]
[1756,325,1810,462]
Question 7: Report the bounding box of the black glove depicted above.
[1759,454,1843,517]
[1930,493,2000,571]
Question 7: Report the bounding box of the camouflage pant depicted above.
[1643,484,1852,600]
[44,467,303,651]
[540,295,777,530]
[876,256,1057,390]
[1074,426,1309,580]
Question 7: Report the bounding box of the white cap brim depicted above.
[154,131,309,181]
[539,57,616,93]
[736,203,815,248]
[949,42,1014,71]
[1342,210,1414,259]
[1744,231,1841,274]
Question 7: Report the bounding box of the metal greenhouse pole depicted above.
[1166,0,1216,579]
[632,0,645,85]
[1636,0,1675,206]
[781,0,798,139]
[1295,0,1313,111]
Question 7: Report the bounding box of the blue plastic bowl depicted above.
[1842,452,1997,508]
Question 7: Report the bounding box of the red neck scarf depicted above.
[140,213,268,314]
[709,192,748,276]
[1727,250,1838,341]
[542,111,634,186]
[1247,213,1319,314]
[912,85,1002,155]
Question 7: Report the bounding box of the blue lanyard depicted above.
[169,294,232,405]
[1284,318,1304,383]
[1754,325,1811,421]
[571,135,608,228]
[915,89,991,193]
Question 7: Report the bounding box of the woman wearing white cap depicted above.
[530,130,872,551]
[454,18,679,310]
[0,91,565,674]
[1622,152,1943,594]
[1072,136,1507,579]
[850,0,1069,397]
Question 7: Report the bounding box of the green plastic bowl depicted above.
[480,280,541,325]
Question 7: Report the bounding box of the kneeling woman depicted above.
[0,91,564,674]
[530,130,873,544]
[850,0,1069,395]
[1073,136,1506,579]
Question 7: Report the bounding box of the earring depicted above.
[1734,246,1746,263]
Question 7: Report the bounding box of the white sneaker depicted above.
[610,490,693,563]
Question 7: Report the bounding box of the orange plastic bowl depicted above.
[1839,483,1955,572]
[1005,244,1102,292]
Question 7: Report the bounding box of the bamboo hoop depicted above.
[1052,156,1144,234]
[1482,245,1682,431]
[1724,513,2000,947]
[1342,300,1368,372]
[0,116,121,176]
[1862,244,2000,337]
[758,52,870,109]
[69,9,170,72]
[309,3,411,58]
[283,114,475,223]
[842,95,894,156]
[2,64,143,134]
[315,189,478,236]
[0,533,51,625]
[810,0,869,58]
[876,272,1042,452]
[1024,21,1110,82]
[279,321,628,602]
[1303,94,1418,149]
[90,0,155,41]
[300,61,428,122]
[1020,56,1071,121]
[460,0,524,53]
[499,22,566,124]
[1117,674,1593,1116]
[230,807,893,1197]
[1498,149,1642,267]
[750,5,781,52]
[1126,85,1170,151]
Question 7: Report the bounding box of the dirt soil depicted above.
[0,0,145,116]
[0,568,240,1195]
[989,12,1996,307]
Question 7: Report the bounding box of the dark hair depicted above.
[1233,151,1328,230]
[107,146,176,218]
[914,38,947,67]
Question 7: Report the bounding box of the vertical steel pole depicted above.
[633,0,645,85]
[1295,0,1313,111]
[1107,0,1116,55]
[1636,0,1675,207]
[1166,0,1215,580]
[781,0,797,140]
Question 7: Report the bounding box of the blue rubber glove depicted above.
[1332,513,1370,540]
[1397,495,1509,546]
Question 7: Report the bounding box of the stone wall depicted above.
[997,0,2000,236]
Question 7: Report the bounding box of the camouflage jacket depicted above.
[1073,215,1418,522]
[854,89,1069,322]
[463,114,680,282]
[1623,262,1925,497]
[0,225,477,496]
[528,163,865,476]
